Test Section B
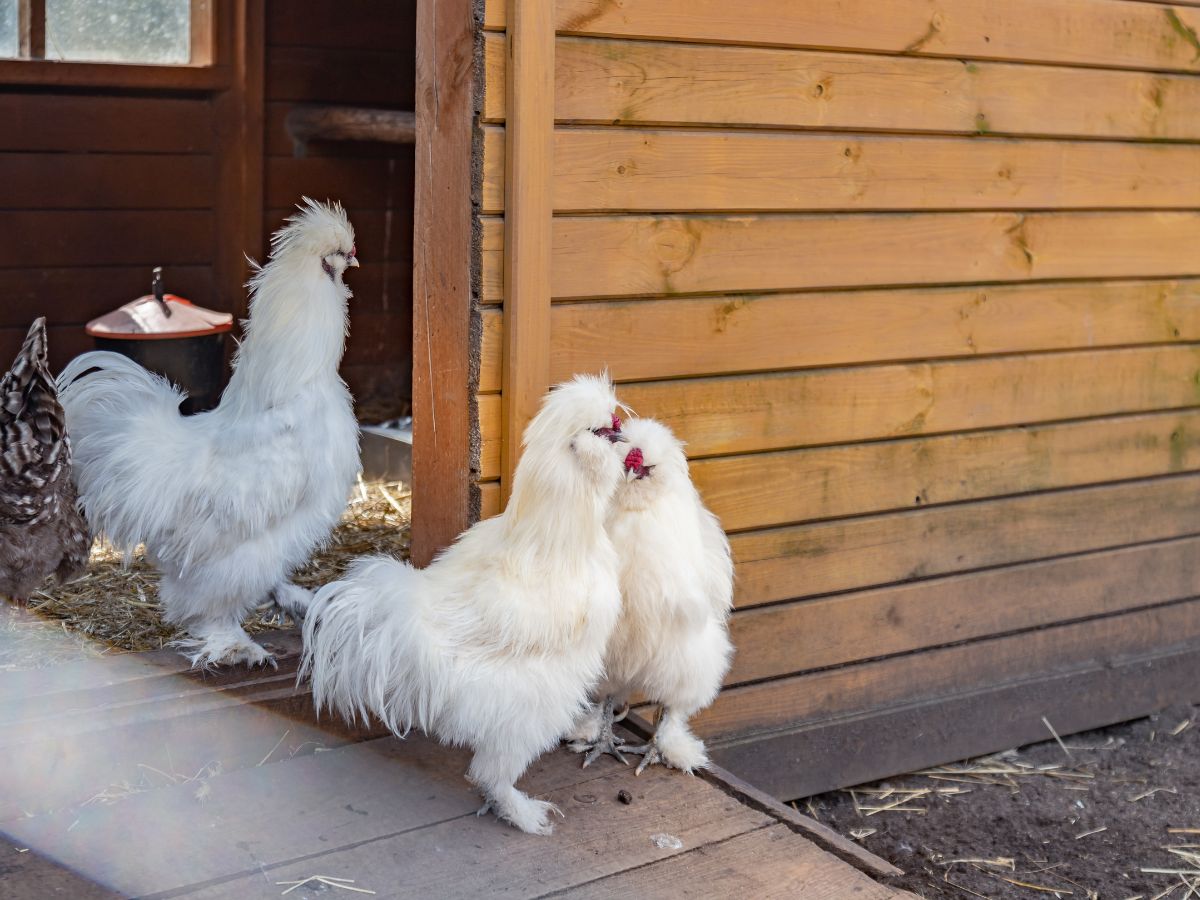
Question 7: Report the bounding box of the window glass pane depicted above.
[45,0,190,64]
[0,0,17,59]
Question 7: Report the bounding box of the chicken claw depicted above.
[623,740,663,776]
[568,696,629,768]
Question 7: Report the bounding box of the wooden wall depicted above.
[262,0,416,421]
[0,0,416,422]
[481,0,1200,797]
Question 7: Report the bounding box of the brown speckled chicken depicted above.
[0,318,90,606]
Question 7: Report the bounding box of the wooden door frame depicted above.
[410,0,480,566]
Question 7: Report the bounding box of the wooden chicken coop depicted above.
[412,0,1200,799]
[5,0,1200,803]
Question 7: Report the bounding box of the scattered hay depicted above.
[1,480,411,669]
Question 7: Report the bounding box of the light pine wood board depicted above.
[690,408,1200,532]
[483,0,1200,74]
[482,34,1200,141]
[478,278,1200,390]
[725,534,1200,684]
[479,213,1200,302]
[693,596,1200,741]
[480,126,1200,213]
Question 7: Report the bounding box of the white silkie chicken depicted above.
[301,374,628,835]
[569,418,734,774]
[58,199,361,667]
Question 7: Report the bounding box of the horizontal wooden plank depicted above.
[711,616,1200,800]
[0,211,213,269]
[266,102,418,158]
[536,129,1200,212]
[483,34,1200,141]
[617,345,1200,457]
[265,153,414,209]
[0,94,213,154]
[480,480,500,519]
[0,266,217,328]
[484,0,1200,74]
[692,408,1200,532]
[537,212,1200,300]
[558,825,902,900]
[476,345,1200,478]
[732,473,1200,608]
[727,535,1200,685]
[0,154,215,210]
[267,46,415,106]
[481,278,1200,386]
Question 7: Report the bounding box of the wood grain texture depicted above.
[500,0,557,503]
[711,623,1200,800]
[539,212,1200,301]
[0,94,213,153]
[483,34,1200,141]
[0,210,213,268]
[484,0,1200,74]
[480,278,1200,386]
[481,127,1200,213]
[614,345,1200,457]
[691,409,1200,532]
[557,825,906,900]
[726,535,1200,685]
[0,154,214,210]
[474,345,1200,478]
[696,596,1200,742]
[731,474,1200,608]
[410,0,477,565]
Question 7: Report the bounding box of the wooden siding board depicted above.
[726,535,1200,685]
[481,279,1200,387]
[0,94,214,154]
[485,0,1200,74]
[731,474,1200,608]
[481,128,1200,214]
[691,409,1200,532]
[485,34,1200,141]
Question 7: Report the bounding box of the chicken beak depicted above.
[347,255,360,268]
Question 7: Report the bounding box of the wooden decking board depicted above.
[0,643,906,898]
[549,824,911,899]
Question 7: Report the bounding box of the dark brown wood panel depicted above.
[265,152,415,210]
[0,93,215,154]
[0,153,215,211]
[266,46,416,106]
[0,210,214,269]
[265,0,416,52]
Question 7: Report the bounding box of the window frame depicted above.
[0,0,229,90]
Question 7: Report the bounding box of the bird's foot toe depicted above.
[624,741,664,776]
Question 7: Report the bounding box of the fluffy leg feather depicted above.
[469,742,564,836]
[626,706,709,775]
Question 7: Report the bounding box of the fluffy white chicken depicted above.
[569,418,734,774]
[58,199,361,667]
[301,374,628,835]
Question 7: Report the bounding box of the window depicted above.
[0,0,211,66]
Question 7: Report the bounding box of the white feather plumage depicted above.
[300,374,627,835]
[58,199,361,666]
[571,418,734,773]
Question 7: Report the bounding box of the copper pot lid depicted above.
[86,268,233,341]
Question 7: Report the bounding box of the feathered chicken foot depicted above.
[624,706,709,776]
[568,696,629,768]
[257,581,312,625]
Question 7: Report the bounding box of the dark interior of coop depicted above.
[0,0,417,424]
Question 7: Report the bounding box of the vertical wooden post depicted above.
[213,0,264,319]
[500,0,555,505]
[411,0,478,566]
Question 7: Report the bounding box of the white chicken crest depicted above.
[301,374,627,835]
[58,198,361,667]
[569,417,735,775]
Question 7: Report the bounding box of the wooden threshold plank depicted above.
[554,824,909,899]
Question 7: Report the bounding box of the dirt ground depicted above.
[808,705,1200,899]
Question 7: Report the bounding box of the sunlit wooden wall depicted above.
[477,0,1200,796]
